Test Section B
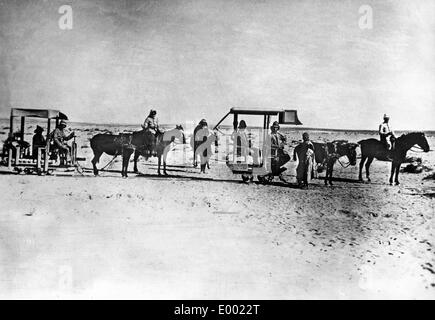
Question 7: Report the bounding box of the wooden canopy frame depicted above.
[8,108,70,172]
[213,107,302,131]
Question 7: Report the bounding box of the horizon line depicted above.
[1,117,434,133]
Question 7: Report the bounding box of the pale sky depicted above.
[0,0,434,129]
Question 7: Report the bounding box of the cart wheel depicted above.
[257,175,266,184]
[242,174,250,183]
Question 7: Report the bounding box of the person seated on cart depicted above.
[49,120,75,164]
[32,125,46,159]
[293,132,315,188]
[2,131,30,163]
[231,120,260,165]
[141,108,161,156]
[269,121,290,174]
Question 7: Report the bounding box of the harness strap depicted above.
[337,158,351,168]
[322,141,352,168]
[101,153,118,170]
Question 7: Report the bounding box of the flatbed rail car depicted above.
[213,107,302,183]
[1,108,84,175]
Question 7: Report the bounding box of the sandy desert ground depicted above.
[0,120,434,299]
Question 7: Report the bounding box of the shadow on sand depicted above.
[1,166,381,189]
[134,172,309,189]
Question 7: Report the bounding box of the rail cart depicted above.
[213,107,302,183]
[1,108,84,175]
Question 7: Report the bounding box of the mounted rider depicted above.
[379,114,395,151]
[141,109,161,156]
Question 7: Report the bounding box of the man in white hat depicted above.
[379,114,395,150]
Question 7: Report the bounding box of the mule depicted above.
[133,125,186,176]
[312,140,358,185]
[90,126,185,177]
[90,131,144,177]
[358,132,430,185]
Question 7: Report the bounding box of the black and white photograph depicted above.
[0,0,434,301]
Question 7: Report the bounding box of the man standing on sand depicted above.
[194,120,216,174]
[293,132,315,188]
[379,114,395,151]
[192,119,207,167]
[269,121,290,178]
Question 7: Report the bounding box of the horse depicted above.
[358,132,430,185]
[133,125,186,176]
[90,126,185,177]
[312,140,358,185]
[90,131,144,177]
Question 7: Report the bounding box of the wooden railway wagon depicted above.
[1,108,84,175]
[213,107,302,183]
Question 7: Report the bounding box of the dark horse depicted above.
[90,126,185,177]
[133,125,186,176]
[358,132,430,185]
[312,140,358,185]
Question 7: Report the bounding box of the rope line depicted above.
[337,158,352,168]
[101,153,119,171]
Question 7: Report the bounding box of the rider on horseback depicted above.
[379,114,395,151]
[142,109,161,156]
